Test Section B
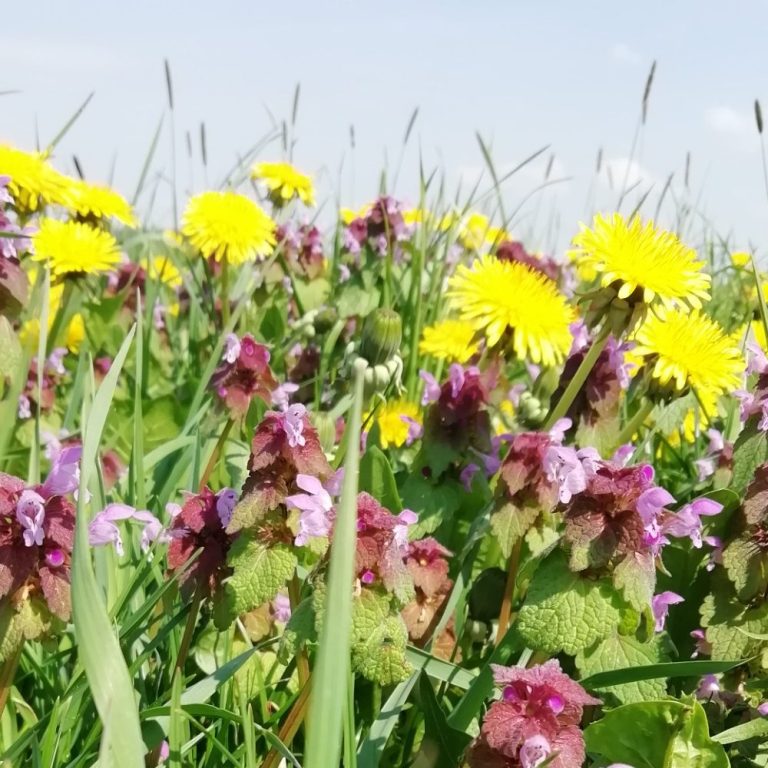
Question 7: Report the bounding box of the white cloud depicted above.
[600,157,655,190]
[611,43,641,65]
[705,106,751,136]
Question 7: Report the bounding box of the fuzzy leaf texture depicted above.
[575,633,669,704]
[515,551,624,655]
[491,501,540,558]
[584,700,729,768]
[350,589,412,685]
[222,536,297,624]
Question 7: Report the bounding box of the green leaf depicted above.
[222,537,297,623]
[584,699,729,768]
[305,358,367,768]
[516,552,623,655]
[359,445,402,512]
[277,596,316,664]
[416,674,472,767]
[350,590,411,685]
[405,646,478,690]
[581,658,744,689]
[712,716,768,744]
[701,589,768,660]
[576,633,669,703]
[490,501,540,558]
[357,674,419,767]
[0,317,21,377]
[402,473,461,538]
[722,537,768,601]
[732,419,768,495]
[71,326,145,768]
[613,552,656,612]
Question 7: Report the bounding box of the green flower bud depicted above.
[360,308,402,365]
[311,411,338,454]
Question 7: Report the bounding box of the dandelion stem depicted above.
[198,417,235,492]
[221,260,231,326]
[615,397,655,449]
[543,324,611,430]
[494,539,522,646]
[0,642,22,719]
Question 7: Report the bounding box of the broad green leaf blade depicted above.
[72,325,144,768]
[305,359,367,768]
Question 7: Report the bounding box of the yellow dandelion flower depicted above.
[20,311,85,353]
[447,255,575,366]
[731,251,752,268]
[251,161,315,206]
[65,178,137,227]
[163,229,184,247]
[140,255,182,289]
[632,308,743,396]
[751,320,768,353]
[181,190,276,265]
[458,212,491,250]
[340,203,371,224]
[0,145,70,212]
[403,207,435,227]
[419,318,480,363]
[32,219,121,278]
[368,399,421,450]
[65,313,85,351]
[569,213,711,309]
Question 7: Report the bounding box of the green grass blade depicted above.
[72,324,144,768]
[581,659,745,689]
[305,358,367,768]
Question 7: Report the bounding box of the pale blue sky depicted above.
[3,1,767,252]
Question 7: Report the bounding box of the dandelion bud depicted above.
[360,308,402,365]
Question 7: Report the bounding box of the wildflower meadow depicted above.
[4,75,768,768]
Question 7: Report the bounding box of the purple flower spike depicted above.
[542,445,587,504]
[282,403,307,448]
[42,445,82,498]
[287,473,334,546]
[418,370,441,406]
[16,490,46,547]
[519,735,551,768]
[223,333,241,364]
[652,591,684,632]
[664,497,723,548]
[216,488,238,528]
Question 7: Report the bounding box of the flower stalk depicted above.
[543,323,611,430]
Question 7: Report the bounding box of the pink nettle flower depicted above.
[661,497,722,548]
[562,461,665,570]
[277,222,324,279]
[467,660,601,768]
[652,591,684,632]
[210,334,278,417]
[167,487,236,598]
[88,503,167,557]
[423,363,495,465]
[495,240,560,282]
[401,537,453,641]
[542,445,587,504]
[272,592,292,623]
[232,408,332,535]
[353,493,412,596]
[0,471,76,623]
[286,473,335,546]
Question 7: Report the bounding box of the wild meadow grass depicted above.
[2,69,768,768]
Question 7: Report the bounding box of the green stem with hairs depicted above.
[543,323,611,430]
[615,397,655,449]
